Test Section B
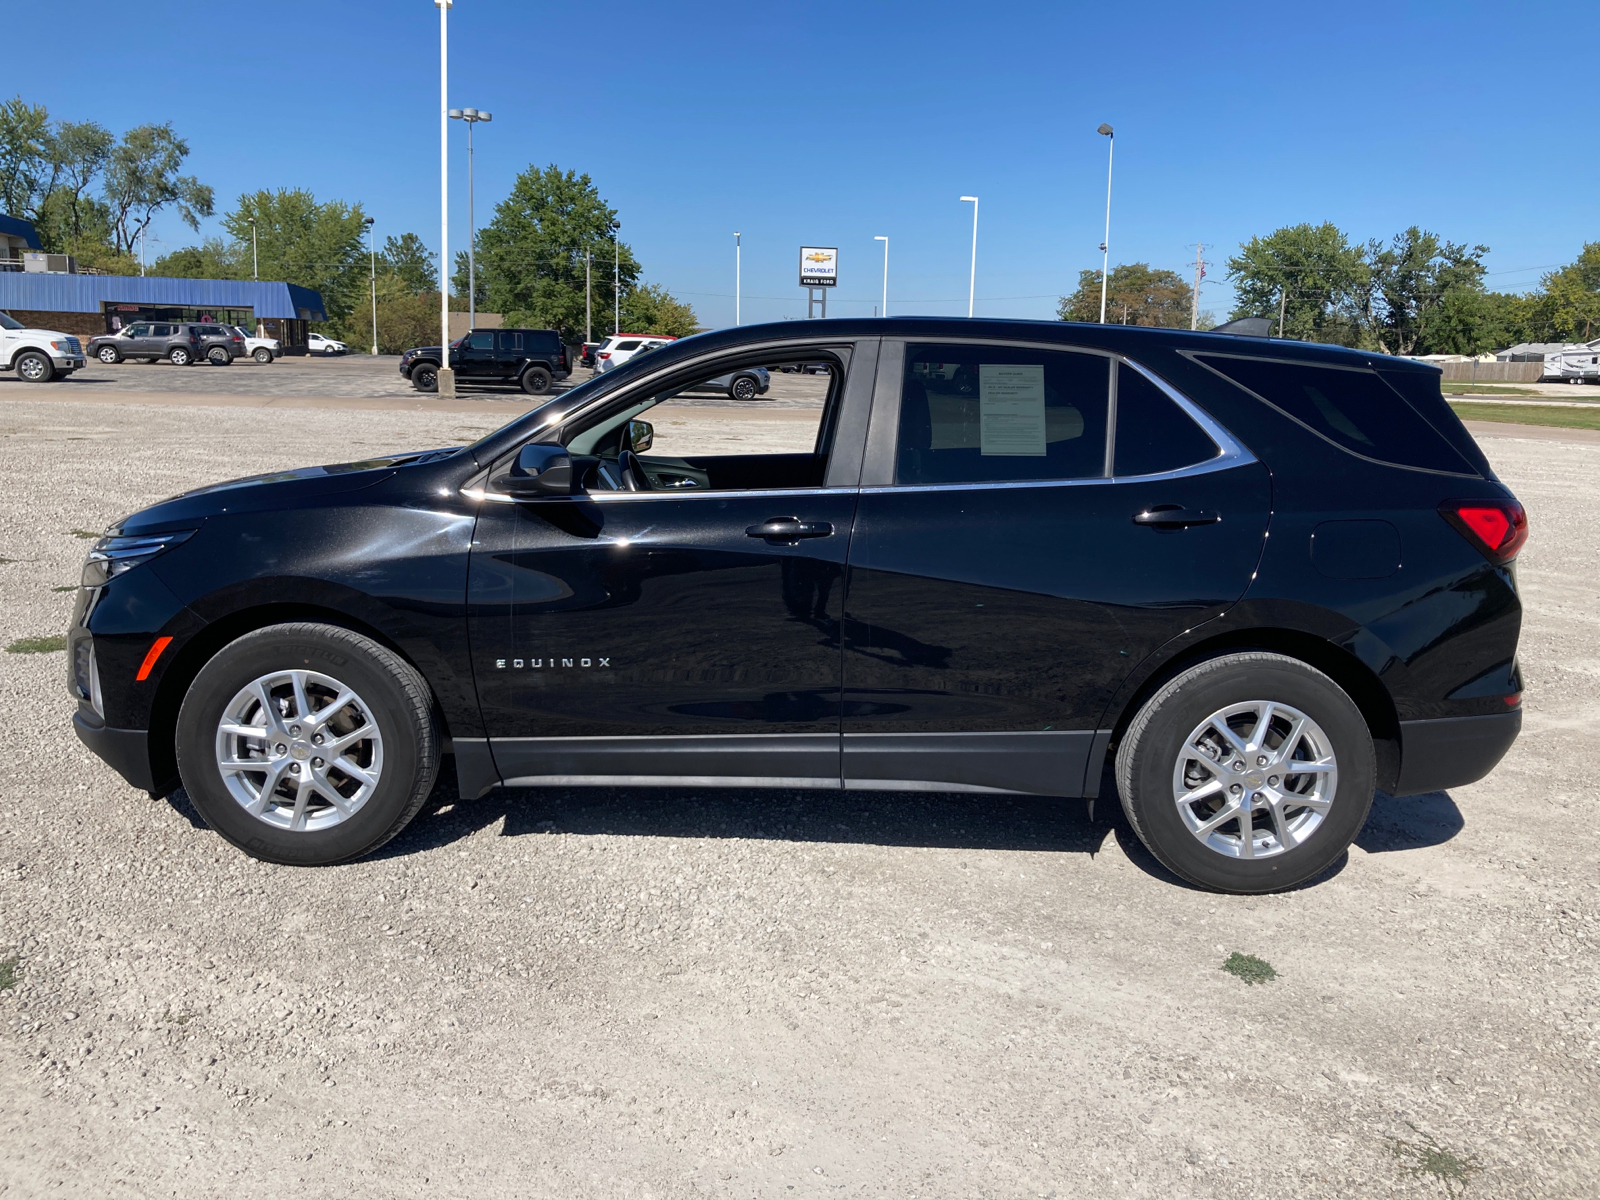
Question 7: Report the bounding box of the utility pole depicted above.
[1097,123,1114,323]
[734,232,741,326]
[364,216,377,354]
[435,0,454,397]
[585,250,592,343]
[1191,243,1204,331]
[1278,287,1287,338]
[613,236,620,335]
[249,218,258,279]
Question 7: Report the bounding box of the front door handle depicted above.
[746,517,835,542]
[1133,505,1220,529]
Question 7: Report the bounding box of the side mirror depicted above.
[626,418,654,453]
[494,443,584,497]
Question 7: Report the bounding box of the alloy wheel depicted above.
[214,668,384,833]
[1170,700,1337,859]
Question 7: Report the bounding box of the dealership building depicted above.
[1,214,328,353]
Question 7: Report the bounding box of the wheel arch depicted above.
[146,602,459,795]
[1103,626,1402,792]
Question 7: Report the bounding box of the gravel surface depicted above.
[0,402,1595,1198]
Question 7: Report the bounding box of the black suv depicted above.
[400,328,570,394]
[87,322,205,366]
[68,318,1525,893]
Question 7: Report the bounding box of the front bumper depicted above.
[73,712,155,792]
[1392,710,1522,795]
[53,354,86,369]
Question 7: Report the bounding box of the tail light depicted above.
[599,352,611,360]
[1440,498,1528,565]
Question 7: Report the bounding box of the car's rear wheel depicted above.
[97,345,122,364]
[175,623,439,866]
[520,365,552,395]
[730,374,760,401]
[253,348,273,363]
[1115,652,1374,894]
[15,351,54,382]
[412,363,438,392]
[169,347,191,366]
[207,346,230,365]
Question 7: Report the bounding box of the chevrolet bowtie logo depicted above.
[495,657,611,669]
[804,251,832,264]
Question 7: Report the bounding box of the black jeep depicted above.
[400,328,570,394]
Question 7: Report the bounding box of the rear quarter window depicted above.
[1194,354,1475,474]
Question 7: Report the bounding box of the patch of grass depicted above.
[1221,951,1277,985]
[6,636,66,654]
[67,529,101,540]
[1440,382,1542,396]
[1388,1124,1481,1196]
[51,585,75,593]
[1450,402,1600,431]
[161,1008,193,1025]
[0,956,17,991]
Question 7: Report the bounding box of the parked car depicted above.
[188,324,247,365]
[595,333,675,373]
[401,328,570,394]
[231,325,281,364]
[579,341,602,369]
[686,364,770,400]
[0,309,85,381]
[85,322,204,366]
[307,332,347,356]
[68,317,1525,893]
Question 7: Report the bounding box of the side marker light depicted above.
[135,636,174,681]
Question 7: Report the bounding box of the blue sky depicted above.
[12,0,1595,329]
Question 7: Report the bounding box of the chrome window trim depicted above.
[462,484,860,504]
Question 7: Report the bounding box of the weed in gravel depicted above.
[67,529,100,539]
[1388,1124,1481,1196]
[1221,952,1277,985]
[0,956,17,990]
[51,586,75,593]
[6,636,66,654]
[161,1009,194,1025]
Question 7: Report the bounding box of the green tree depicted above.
[152,237,240,279]
[222,189,369,332]
[1352,227,1488,356]
[1058,263,1193,327]
[0,96,50,219]
[37,120,115,255]
[621,283,700,338]
[103,123,214,257]
[1226,223,1366,345]
[1531,242,1600,342]
[474,164,641,342]
[380,232,437,295]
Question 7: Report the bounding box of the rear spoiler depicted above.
[1209,317,1274,337]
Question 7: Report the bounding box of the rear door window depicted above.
[1113,364,1218,476]
[615,340,642,352]
[895,343,1110,485]
[152,325,172,336]
[1195,354,1473,473]
[497,331,523,353]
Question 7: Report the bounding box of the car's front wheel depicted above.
[520,365,552,395]
[253,348,273,363]
[412,363,438,392]
[98,345,122,364]
[15,351,54,382]
[175,623,440,866]
[1115,652,1375,894]
[730,374,760,401]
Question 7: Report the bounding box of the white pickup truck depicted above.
[0,309,86,382]
[229,325,281,364]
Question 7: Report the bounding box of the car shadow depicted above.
[1354,789,1464,853]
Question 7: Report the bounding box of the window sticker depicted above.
[979,363,1047,456]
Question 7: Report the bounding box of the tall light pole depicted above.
[364,216,377,355]
[248,218,258,279]
[734,232,741,326]
[448,106,491,331]
[874,235,889,318]
[613,235,620,335]
[1097,122,1114,324]
[585,249,592,343]
[959,196,978,317]
[436,0,453,397]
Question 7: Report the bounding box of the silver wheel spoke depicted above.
[1285,759,1335,775]
[289,671,312,723]
[1274,713,1308,761]
[244,761,290,814]
[220,722,269,741]
[288,777,315,831]
[332,756,378,789]
[325,722,373,755]
[1268,799,1298,850]
[1211,719,1249,759]
[1193,799,1244,837]
[1248,703,1277,752]
[1176,775,1225,807]
[253,681,285,733]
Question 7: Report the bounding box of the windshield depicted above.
[0,311,24,331]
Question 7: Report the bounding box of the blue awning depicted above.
[0,272,325,321]
[0,214,42,250]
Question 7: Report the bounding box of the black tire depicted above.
[1115,652,1375,894]
[15,351,53,383]
[175,623,440,866]
[207,346,230,365]
[520,365,552,395]
[97,345,122,364]
[730,374,759,401]
[169,346,192,366]
[412,362,439,393]
[253,348,273,363]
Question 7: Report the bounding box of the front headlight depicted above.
[82,530,196,587]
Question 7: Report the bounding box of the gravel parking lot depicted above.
[0,397,1595,1198]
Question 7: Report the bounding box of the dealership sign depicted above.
[799,247,838,288]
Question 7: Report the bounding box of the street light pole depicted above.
[613,236,619,335]
[448,106,492,331]
[436,0,453,397]
[248,218,257,280]
[874,235,889,318]
[1097,123,1114,324]
[734,232,741,326]
[364,217,377,355]
[585,250,591,343]
[959,197,978,318]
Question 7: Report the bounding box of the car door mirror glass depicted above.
[626,419,654,453]
[493,443,584,497]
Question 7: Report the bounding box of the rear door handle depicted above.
[746,517,835,542]
[1133,505,1220,529]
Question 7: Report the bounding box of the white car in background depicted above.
[595,333,675,372]
[230,326,280,364]
[307,332,347,356]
